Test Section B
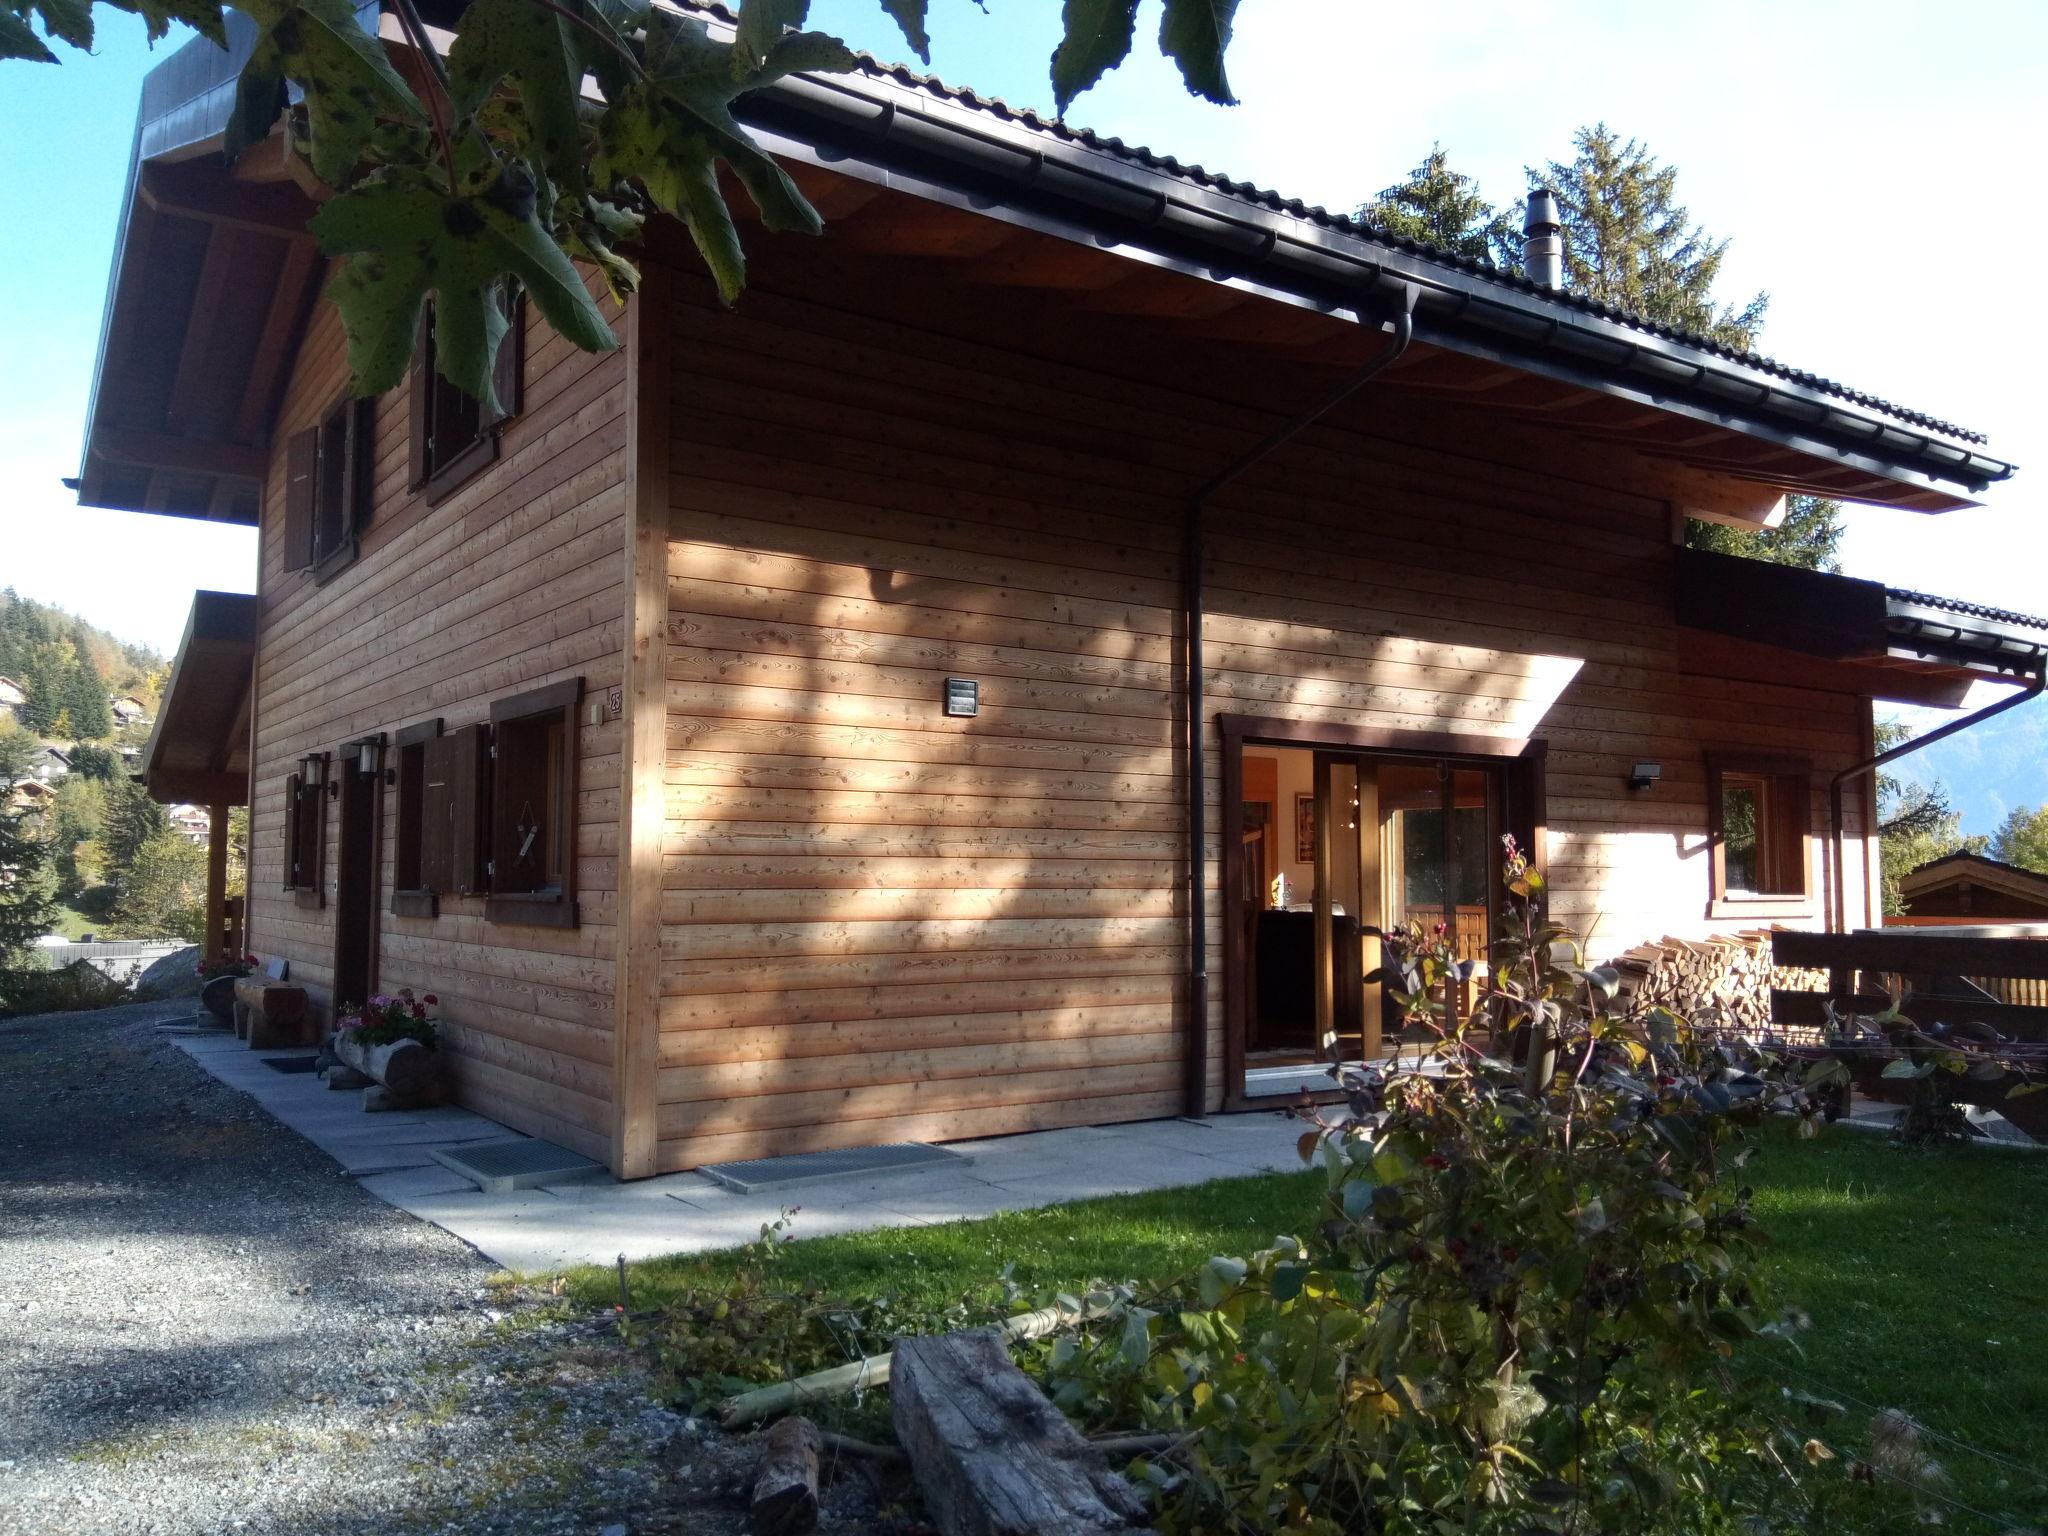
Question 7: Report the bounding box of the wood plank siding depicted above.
[247,273,630,1163]
[654,253,1878,1171]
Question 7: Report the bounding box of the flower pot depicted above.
[199,972,239,1024]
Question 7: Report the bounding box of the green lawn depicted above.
[577,1124,2048,1532]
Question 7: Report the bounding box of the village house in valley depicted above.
[76,3,2044,1177]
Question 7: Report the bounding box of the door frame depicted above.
[1217,714,1548,1113]
[331,733,385,1010]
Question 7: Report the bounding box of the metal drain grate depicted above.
[699,1141,964,1195]
[260,1055,321,1074]
[432,1137,604,1194]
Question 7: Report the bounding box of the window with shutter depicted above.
[391,717,442,918]
[486,677,580,929]
[282,398,372,579]
[410,289,523,502]
[287,756,328,909]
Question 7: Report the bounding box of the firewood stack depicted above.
[1606,929,1829,1042]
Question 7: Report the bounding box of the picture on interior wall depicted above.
[1295,793,1315,863]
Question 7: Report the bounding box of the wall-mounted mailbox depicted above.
[944,678,979,718]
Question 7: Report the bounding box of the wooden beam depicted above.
[614,257,670,1180]
[140,161,318,240]
[94,429,267,483]
[234,237,324,444]
[204,803,230,964]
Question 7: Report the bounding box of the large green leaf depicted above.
[105,0,227,45]
[446,0,590,191]
[875,0,929,63]
[592,9,850,301]
[1157,0,1240,105]
[311,165,616,404]
[1049,0,1137,116]
[12,0,91,52]
[0,6,57,59]
[730,0,807,72]
[224,0,424,183]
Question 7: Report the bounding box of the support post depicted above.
[613,258,671,1179]
[204,802,230,963]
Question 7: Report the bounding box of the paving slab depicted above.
[173,1026,1320,1271]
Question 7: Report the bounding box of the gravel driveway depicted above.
[0,1002,737,1536]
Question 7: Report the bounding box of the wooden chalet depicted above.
[1894,852,2048,924]
[74,4,2045,1175]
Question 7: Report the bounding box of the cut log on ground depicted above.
[751,1415,821,1536]
[719,1299,1107,1428]
[332,1032,447,1106]
[891,1328,1151,1536]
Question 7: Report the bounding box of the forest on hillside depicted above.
[1,589,243,970]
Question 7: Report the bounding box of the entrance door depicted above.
[1229,730,1522,1101]
[332,742,380,1009]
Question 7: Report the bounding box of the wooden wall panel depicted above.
[247,273,630,1163]
[656,260,1875,1171]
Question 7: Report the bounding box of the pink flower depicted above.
[422,994,438,1006]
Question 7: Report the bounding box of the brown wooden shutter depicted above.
[294,766,327,906]
[283,429,318,571]
[421,724,491,895]
[283,771,303,889]
[485,292,524,426]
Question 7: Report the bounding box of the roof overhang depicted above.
[139,590,256,806]
[1901,854,2048,910]
[80,0,2013,524]
[1675,547,2048,704]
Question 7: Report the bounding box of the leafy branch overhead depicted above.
[5,0,1242,402]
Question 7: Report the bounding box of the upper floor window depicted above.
[282,397,373,580]
[409,290,523,502]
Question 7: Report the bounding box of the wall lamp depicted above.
[1627,761,1662,792]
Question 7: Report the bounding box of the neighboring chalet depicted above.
[109,695,149,725]
[1894,852,2048,924]
[0,675,25,724]
[74,4,2046,1175]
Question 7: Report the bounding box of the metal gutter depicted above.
[1177,288,1418,1117]
[1829,662,2048,931]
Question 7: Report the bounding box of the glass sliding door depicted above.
[1236,738,1510,1100]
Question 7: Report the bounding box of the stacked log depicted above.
[1607,929,1829,1040]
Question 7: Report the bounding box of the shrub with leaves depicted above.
[335,987,440,1047]
[1037,845,1836,1534]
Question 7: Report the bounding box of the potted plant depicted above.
[332,989,446,1104]
[194,952,260,1025]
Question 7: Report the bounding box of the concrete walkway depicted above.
[170,1030,1313,1274]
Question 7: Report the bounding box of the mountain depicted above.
[1882,695,2048,836]
[0,589,168,742]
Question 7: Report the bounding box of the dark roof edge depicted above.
[690,3,2013,502]
[1885,587,2048,673]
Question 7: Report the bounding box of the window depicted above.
[409,291,523,501]
[486,677,581,929]
[282,397,373,580]
[1707,753,1812,914]
[283,754,328,909]
[390,718,442,918]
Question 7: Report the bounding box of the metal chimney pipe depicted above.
[1524,188,1564,289]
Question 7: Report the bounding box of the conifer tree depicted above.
[18,646,64,735]
[1358,147,1517,265]
[0,796,57,968]
[1990,804,2048,875]
[63,646,113,740]
[1684,495,1845,572]
[1529,124,1768,349]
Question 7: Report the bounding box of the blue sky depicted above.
[3,1,2044,825]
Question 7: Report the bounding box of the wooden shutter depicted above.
[407,328,430,491]
[283,428,318,571]
[485,292,524,426]
[283,771,303,889]
[292,766,326,907]
[422,724,491,895]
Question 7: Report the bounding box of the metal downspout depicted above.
[1181,290,1417,1117]
[1828,661,2046,930]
